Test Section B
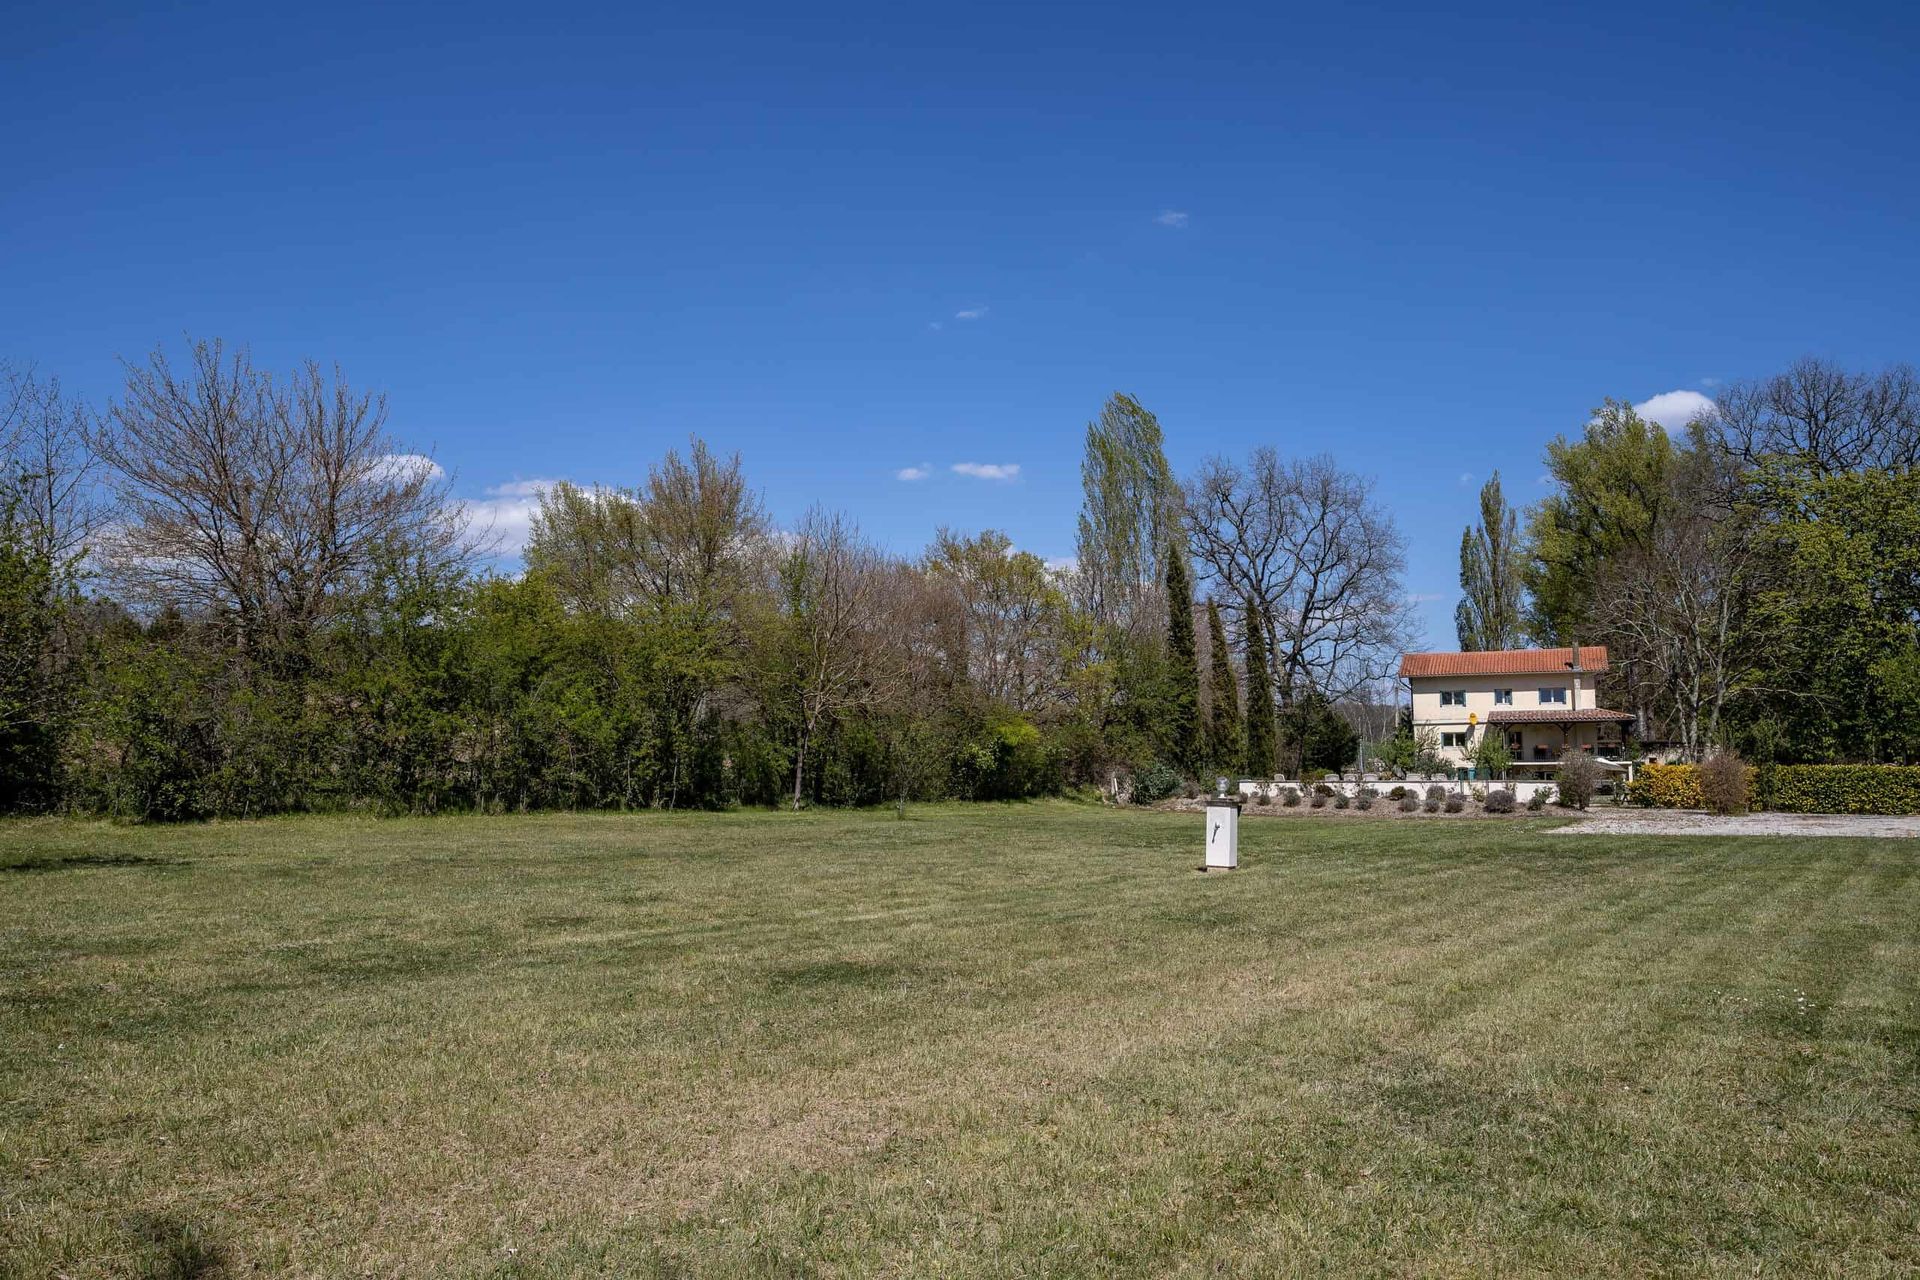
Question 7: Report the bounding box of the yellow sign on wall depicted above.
[1468,712,1479,726]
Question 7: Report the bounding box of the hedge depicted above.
[1625,763,1702,809]
[1768,764,1920,815]
[1628,761,1920,814]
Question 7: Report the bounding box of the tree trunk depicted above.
[791,733,808,812]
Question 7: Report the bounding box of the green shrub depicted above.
[1131,761,1182,805]
[1282,787,1302,807]
[1388,785,1408,800]
[1309,791,1328,809]
[1483,788,1517,813]
[1313,782,1335,797]
[1443,794,1465,813]
[1332,792,1350,810]
[1699,752,1752,816]
[1526,788,1548,811]
[1770,764,1920,815]
[1625,762,1702,809]
[1424,784,1447,803]
[1355,792,1375,811]
[1422,797,1440,813]
[1398,794,1419,813]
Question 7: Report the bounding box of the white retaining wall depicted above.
[1233,777,1561,804]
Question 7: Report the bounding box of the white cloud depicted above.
[927,320,944,331]
[1154,210,1190,228]
[1044,555,1078,573]
[952,462,1020,481]
[463,478,560,555]
[1457,471,1474,486]
[1699,376,1722,389]
[367,453,445,485]
[954,306,989,321]
[895,464,931,482]
[1635,389,1718,434]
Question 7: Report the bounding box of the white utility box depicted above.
[1203,793,1241,871]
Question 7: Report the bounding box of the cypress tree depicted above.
[1162,541,1199,772]
[1242,599,1277,778]
[1204,598,1239,769]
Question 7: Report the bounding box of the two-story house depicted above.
[1398,646,1633,776]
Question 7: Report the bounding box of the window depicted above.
[1538,687,1567,705]
[1440,731,1470,748]
[1494,689,1513,705]
[1439,690,1468,707]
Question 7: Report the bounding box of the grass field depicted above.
[3,804,1917,1278]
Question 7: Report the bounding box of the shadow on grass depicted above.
[762,958,916,993]
[125,1212,228,1279]
[0,852,185,874]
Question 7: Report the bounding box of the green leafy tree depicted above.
[1161,540,1199,772]
[1746,463,1920,762]
[1074,393,1179,642]
[1203,599,1239,769]
[1472,731,1513,779]
[1455,472,1526,650]
[1242,599,1276,777]
[1284,691,1358,775]
[0,484,75,809]
[1525,401,1677,645]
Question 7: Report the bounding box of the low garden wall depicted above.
[1234,777,1560,804]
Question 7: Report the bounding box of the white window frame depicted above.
[1538,687,1568,705]
[1494,689,1513,705]
[1439,690,1468,707]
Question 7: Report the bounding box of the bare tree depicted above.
[1185,450,1413,705]
[94,340,470,664]
[1,362,109,565]
[1590,449,1767,760]
[1711,357,1920,477]
[779,509,902,809]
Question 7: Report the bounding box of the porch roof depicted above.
[1485,708,1634,724]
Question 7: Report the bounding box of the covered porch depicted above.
[1484,707,1636,776]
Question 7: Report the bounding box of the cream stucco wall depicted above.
[1407,670,1612,769]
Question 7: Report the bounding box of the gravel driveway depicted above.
[1550,809,1920,838]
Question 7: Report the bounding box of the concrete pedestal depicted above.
[1203,797,1241,871]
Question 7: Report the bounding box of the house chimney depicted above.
[1569,638,1583,711]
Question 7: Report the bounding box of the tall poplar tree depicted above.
[1162,540,1199,771]
[1204,598,1240,769]
[1455,471,1526,651]
[1242,599,1276,777]
[1074,393,1179,642]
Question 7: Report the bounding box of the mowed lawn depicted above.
[3,806,1917,1278]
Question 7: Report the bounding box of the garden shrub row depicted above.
[1767,764,1920,815]
[1627,760,1920,814]
[1625,763,1703,809]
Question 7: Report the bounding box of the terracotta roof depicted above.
[1398,646,1609,678]
[1484,707,1634,724]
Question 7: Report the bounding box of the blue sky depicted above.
[5,1,1917,644]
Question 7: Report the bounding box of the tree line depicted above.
[10,343,1904,818]
[1455,358,1920,766]
[1,345,1402,818]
